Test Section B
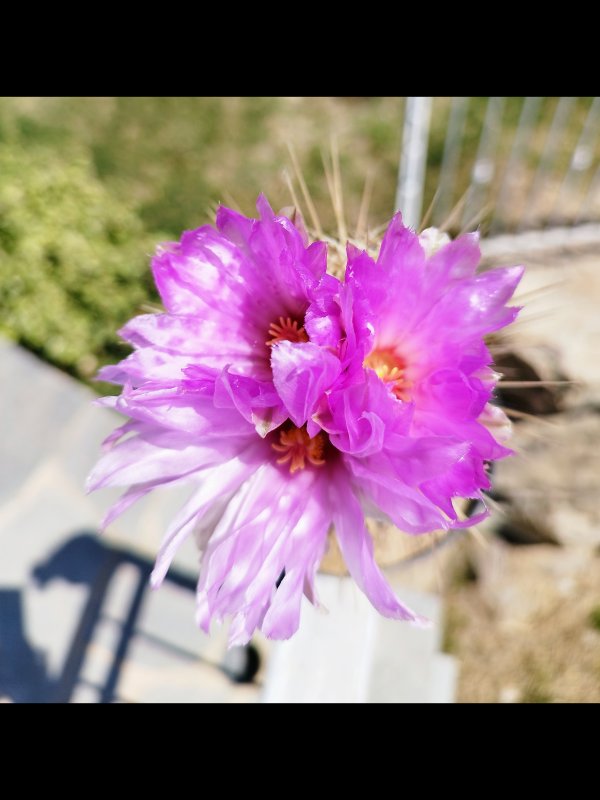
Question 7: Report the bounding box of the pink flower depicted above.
[288,213,523,530]
[88,200,523,644]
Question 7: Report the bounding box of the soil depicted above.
[443,246,600,702]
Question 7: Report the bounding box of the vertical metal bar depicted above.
[551,96,600,223]
[519,96,576,230]
[491,97,542,232]
[435,97,469,225]
[395,96,432,229]
[462,97,506,228]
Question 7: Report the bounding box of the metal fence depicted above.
[396,97,600,239]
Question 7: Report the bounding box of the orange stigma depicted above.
[266,316,309,346]
[272,426,326,473]
[364,348,412,401]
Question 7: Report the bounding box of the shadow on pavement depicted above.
[0,589,54,702]
[1,531,198,703]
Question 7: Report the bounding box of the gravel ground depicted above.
[442,246,600,703]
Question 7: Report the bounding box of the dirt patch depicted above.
[444,248,600,703]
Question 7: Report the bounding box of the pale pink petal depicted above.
[331,468,428,624]
[151,441,267,587]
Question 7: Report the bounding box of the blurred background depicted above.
[1,96,599,703]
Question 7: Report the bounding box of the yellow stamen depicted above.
[364,348,412,401]
[272,426,326,473]
[266,316,309,346]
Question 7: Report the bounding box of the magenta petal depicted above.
[118,314,265,380]
[414,407,513,462]
[331,468,428,624]
[416,369,488,420]
[151,228,246,318]
[216,197,320,318]
[213,368,287,436]
[320,371,412,456]
[271,340,341,428]
[304,273,345,348]
[260,480,330,639]
[119,314,254,357]
[303,240,328,281]
[425,232,481,283]
[97,349,193,386]
[420,265,524,341]
[374,214,428,319]
[113,385,255,437]
[478,403,513,444]
[375,433,468,485]
[150,242,205,316]
[347,457,452,533]
[377,212,425,276]
[196,466,297,600]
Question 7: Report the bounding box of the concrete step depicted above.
[262,574,457,703]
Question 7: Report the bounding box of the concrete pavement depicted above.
[0,337,455,703]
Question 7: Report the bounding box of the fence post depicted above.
[395,97,432,229]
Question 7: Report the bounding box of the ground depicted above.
[439,246,600,702]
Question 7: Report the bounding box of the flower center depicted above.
[272,425,326,473]
[363,348,412,401]
[266,316,309,346]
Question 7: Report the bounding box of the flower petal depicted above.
[86,427,236,493]
[260,478,330,640]
[271,340,341,428]
[415,368,489,420]
[150,441,266,587]
[195,463,323,645]
[347,456,454,534]
[318,371,412,456]
[425,232,481,283]
[213,368,287,436]
[331,468,428,623]
[418,265,524,343]
[113,384,255,437]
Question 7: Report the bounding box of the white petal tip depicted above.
[149,568,166,590]
[411,614,432,629]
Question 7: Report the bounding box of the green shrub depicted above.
[0,143,163,387]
